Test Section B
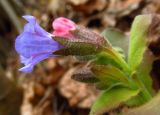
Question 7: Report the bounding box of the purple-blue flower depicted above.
[15,15,60,73]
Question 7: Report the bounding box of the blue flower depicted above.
[15,15,60,73]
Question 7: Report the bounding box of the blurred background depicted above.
[0,0,160,115]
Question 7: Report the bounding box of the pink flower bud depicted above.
[52,17,76,38]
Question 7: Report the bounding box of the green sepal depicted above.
[53,37,102,56]
[72,70,99,83]
[91,65,129,83]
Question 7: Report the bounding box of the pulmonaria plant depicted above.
[15,14,160,115]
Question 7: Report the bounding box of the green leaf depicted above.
[113,47,125,59]
[95,51,122,69]
[136,50,154,95]
[128,15,152,71]
[125,92,160,115]
[125,92,148,107]
[128,15,157,103]
[126,51,154,106]
[90,87,140,115]
[95,49,130,73]
[95,80,126,90]
[101,28,129,57]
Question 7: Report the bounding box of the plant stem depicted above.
[103,47,152,101]
[133,74,152,101]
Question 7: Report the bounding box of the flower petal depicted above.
[19,64,33,73]
[52,17,76,38]
[22,15,36,33]
[15,15,62,73]
[19,53,54,73]
[15,15,60,58]
[52,17,76,31]
[23,15,52,37]
[15,32,58,58]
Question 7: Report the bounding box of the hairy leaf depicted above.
[128,15,152,71]
[95,80,127,90]
[90,87,140,115]
[101,28,129,57]
[125,92,160,115]
[95,51,122,69]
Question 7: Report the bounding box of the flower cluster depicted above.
[15,14,107,73]
[15,15,76,72]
